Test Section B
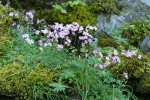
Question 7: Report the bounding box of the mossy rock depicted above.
[98,33,118,48]
[108,54,150,94]
[0,63,55,99]
[87,0,122,14]
[122,19,150,47]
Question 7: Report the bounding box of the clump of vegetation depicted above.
[108,52,150,94]
[36,3,98,26]
[1,0,56,9]
[87,0,122,14]
[122,19,150,47]
[0,4,19,36]
[0,63,56,99]
[98,33,118,48]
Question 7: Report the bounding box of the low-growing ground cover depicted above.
[0,0,150,100]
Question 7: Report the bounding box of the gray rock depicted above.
[97,0,150,35]
[140,0,150,6]
[140,35,150,53]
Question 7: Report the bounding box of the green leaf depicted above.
[61,9,67,14]
[49,82,68,93]
[60,69,76,79]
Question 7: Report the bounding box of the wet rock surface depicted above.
[140,35,150,53]
[97,0,150,35]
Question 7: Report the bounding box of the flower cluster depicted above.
[34,22,97,51]
[22,34,34,45]
[121,50,142,59]
[9,12,19,17]
[24,11,34,24]
[93,49,142,69]
[93,49,143,79]
[93,49,121,69]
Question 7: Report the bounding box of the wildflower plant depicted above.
[35,22,97,52]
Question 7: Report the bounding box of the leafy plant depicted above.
[49,82,68,93]
[122,19,150,47]
[52,0,85,14]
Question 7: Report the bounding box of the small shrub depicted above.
[108,52,150,94]
[0,4,20,36]
[87,0,122,14]
[98,33,118,48]
[36,3,98,26]
[122,19,150,47]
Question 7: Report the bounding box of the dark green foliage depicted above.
[1,0,65,9]
[122,19,150,47]
[108,53,150,94]
[98,33,118,48]
[36,3,98,26]
[87,0,122,14]
[0,4,14,36]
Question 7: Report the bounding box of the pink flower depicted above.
[37,19,44,24]
[41,29,48,34]
[111,56,121,63]
[103,61,110,67]
[35,30,40,35]
[25,11,34,20]
[121,50,137,57]
[25,38,34,45]
[38,40,43,46]
[57,44,64,51]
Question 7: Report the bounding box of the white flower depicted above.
[98,64,104,69]
[113,49,118,55]
[138,54,142,59]
[79,26,84,33]
[22,34,29,38]
[39,47,43,51]
[9,12,14,16]
[14,13,18,17]
[106,56,110,61]
[123,72,128,79]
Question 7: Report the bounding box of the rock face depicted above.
[97,0,150,35]
[141,0,150,6]
[140,35,150,53]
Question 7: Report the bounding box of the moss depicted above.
[0,4,19,37]
[87,0,122,14]
[0,63,55,99]
[108,54,150,94]
[36,3,98,26]
[137,72,150,94]
[98,34,118,48]
[122,19,150,47]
